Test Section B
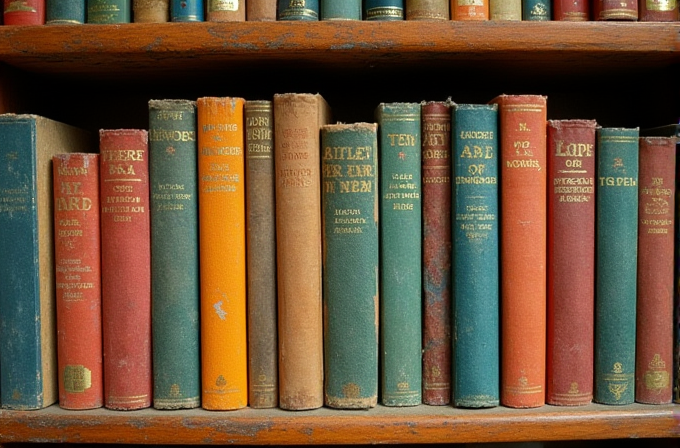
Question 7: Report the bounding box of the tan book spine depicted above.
[133,0,169,22]
[406,0,450,19]
[489,0,521,19]
[247,0,277,20]
[206,0,246,21]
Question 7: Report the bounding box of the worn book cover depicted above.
[594,0,638,19]
[553,0,589,19]
[406,0,449,19]
[46,0,85,24]
[451,0,488,20]
[247,0,275,20]
[87,0,131,23]
[4,0,45,24]
[206,0,245,21]
[321,0,361,19]
[171,0,203,20]
[365,0,404,19]
[133,0,169,22]
[639,0,678,20]
[523,0,551,19]
[489,0,520,19]
[278,0,318,20]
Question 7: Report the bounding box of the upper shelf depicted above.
[0,21,678,78]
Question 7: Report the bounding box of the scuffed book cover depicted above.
[377,102,422,407]
[0,115,92,410]
[321,0,362,19]
[87,0,131,23]
[522,0,551,19]
[245,100,278,409]
[639,0,678,20]
[546,120,597,406]
[553,0,589,20]
[149,100,201,410]
[451,0,488,20]
[421,101,452,406]
[46,0,85,24]
[593,0,638,19]
[321,123,379,410]
[278,0,318,20]
[197,97,248,411]
[490,94,547,409]
[406,0,449,20]
[53,153,103,410]
[594,127,639,405]
[635,136,675,404]
[4,0,45,25]
[365,0,404,20]
[489,0,520,19]
[206,0,245,21]
[247,0,275,20]
[100,129,152,410]
[274,93,331,410]
[452,103,500,408]
[133,0,169,22]
[171,0,203,21]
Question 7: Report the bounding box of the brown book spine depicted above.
[99,129,152,410]
[406,0,450,19]
[594,0,639,19]
[421,101,452,405]
[132,0,169,22]
[489,0,521,19]
[451,0,489,20]
[274,93,331,410]
[245,100,278,409]
[554,0,590,20]
[639,0,678,20]
[546,120,597,406]
[247,0,277,20]
[206,0,245,21]
[635,136,675,404]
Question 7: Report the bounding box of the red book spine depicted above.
[99,129,152,410]
[3,0,45,24]
[554,0,590,20]
[639,0,678,21]
[635,136,675,404]
[546,120,596,406]
[593,0,639,19]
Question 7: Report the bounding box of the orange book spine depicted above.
[451,0,489,19]
[197,97,248,410]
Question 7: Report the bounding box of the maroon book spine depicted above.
[554,0,590,19]
[639,0,678,21]
[546,120,596,406]
[635,136,676,404]
[99,129,152,410]
[421,101,452,406]
[593,0,639,19]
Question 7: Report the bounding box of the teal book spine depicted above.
[377,103,422,406]
[452,104,500,408]
[594,127,639,405]
[148,100,201,409]
[321,0,361,19]
[522,0,551,20]
[87,0,131,23]
[171,0,203,21]
[278,0,319,20]
[46,0,86,23]
[365,0,404,20]
[321,123,379,409]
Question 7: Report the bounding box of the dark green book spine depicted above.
[321,0,361,19]
[365,0,404,20]
[149,100,201,409]
[278,0,319,20]
[87,0,131,23]
[522,0,551,20]
[321,123,379,409]
[594,127,639,405]
[452,104,500,408]
[377,102,422,406]
[46,0,86,23]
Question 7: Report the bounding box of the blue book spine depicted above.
[278,0,319,20]
[365,0,404,20]
[46,0,86,24]
[522,0,551,20]
[321,0,361,19]
[86,0,131,23]
[171,0,204,21]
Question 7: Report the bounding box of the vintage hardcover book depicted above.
[247,0,275,19]
[46,0,85,23]
[451,0,488,20]
[452,103,500,408]
[365,0,404,19]
[523,0,551,19]
[639,0,678,20]
[206,0,245,21]
[4,0,44,24]
[278,0,318,20]
[197,97,248,411]
[489,0,521,19]
[594,127,639,405]
[99,129,152,410]
[490,94,547,409]
[553,0,589,19]
[376,102,422,407]
[148,100,200,410]
[635,136,675,404]
[0,115,92,410]
[321,123,379,409]
[421,101,452,406]
[406,0,449,19]
[171,0,203,20]
[53,153,103,410]
[593,0,638,19]
[546,119,597,406]
[321,0,362,19]
[244,100,278,409]
[133,0,168,21]
[274,93,331,410]
[87,0,131,22]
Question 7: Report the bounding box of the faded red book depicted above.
[639,0,678,21]
[554,0,589,20]
[546,120,597,406]
[593,0,638,19]
[99,129,152,411]
[247,0,276,20]
[3,0,45,24]
[635,136,676,404]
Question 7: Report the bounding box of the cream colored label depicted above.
[647,0,676,11]
[210,0,239,12]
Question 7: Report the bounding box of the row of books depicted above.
[2,0,677,25]
[0,93,676,413]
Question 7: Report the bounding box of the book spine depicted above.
[53,153,103,410]
[451,0,488,20]
[87,0,131,23]
[421,101,452,406]
[321,123,379,409]
[197,97,248,410]
[546,120,597,406]
[406,0,449,19]
[321,0,362,19]
[206,0,245,21]
[493,94,547,409]
[489,0,521,19]
[46,0,85,24]
[171,0,203,20]
[553,0,589,19]
[594,0,639,19]
[365,0,404,20]
[635,136,675,404]
[639,0,678,20]
[4,0,45,24]
[278,0,319,20]
[273,93,330,410]
[244,100,278,409]
[452,104,500,408]
[99,129,151,410]
[594,127,639,405]
[148,100,201,410]
[522,0,551,19]
[133,0,169,21]
[377,102,422,407]
[247,0,276,19]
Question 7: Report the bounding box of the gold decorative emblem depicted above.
[342,383,361,399]
[63,365,92,393]
[397,382,410,391]
[613,362,623,374]
[431,365,441,378]
[644,354,670,393]
[216,375,227,387]
[603,362,632,401]
[169,384,181,397]
[647,0,677,11]
[568,382,580,395]
[5,1,37,13]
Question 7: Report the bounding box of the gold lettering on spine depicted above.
[63,365,92,393]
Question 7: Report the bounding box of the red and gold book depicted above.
[99,129,152,410]
[3,0,44,24]
[639,0,678,21]
[451,0,489,19]
[554,0,589,20]
[593,0,638,19]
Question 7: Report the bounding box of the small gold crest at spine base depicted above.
[63,365,92,393]
[644,354,670,392]
[603,362,633,401]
